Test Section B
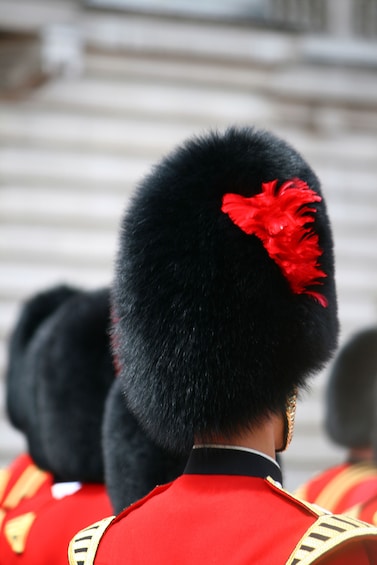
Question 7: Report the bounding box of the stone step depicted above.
[0,301,24,341]
[284,425,345,469]
[2,144,377,198]
[336,265,377,294]
[0,263,111,302]
[85,47,377,110]
[0,421,26,469]
[0,104,197,157]
[0,185,127,228]
[271,64,377,110]
[83,11,297,66]
[85,50,377,134]
[0,147,152,188]
[33,75,274,127]
[2,104,377,170]
[318,167,377,199]
[0,224,117,267]
[284,435,346,491]
[85,51,272,91]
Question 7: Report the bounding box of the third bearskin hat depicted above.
[325,326,377,449]
[103,378,187,513]
[113,126,339,454]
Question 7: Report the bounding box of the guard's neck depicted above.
[195,413,285,461]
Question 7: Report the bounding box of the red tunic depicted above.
[69,448,377,564]
[340,492,377,526]
[0,454,113,565]
[0,453,52,508]
[295,462,377,515]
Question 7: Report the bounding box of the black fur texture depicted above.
[113,126,339,454]
[5,285,78,467]
[325,327,377,449]
[103,379,187,513]
[30,287,115,482]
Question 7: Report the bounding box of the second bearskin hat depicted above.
[113,126,339,454]
[6,285,78,467]
[31,286,115,482]
[325,326,377,450]
[7,285,115,482]
[103,378,187,513]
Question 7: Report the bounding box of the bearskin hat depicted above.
[102,378,187,513]
[6,285,115,482]
[29,287,115,482]
[5,285,77,467]
[325,326,377,450]
[113,126,339,454]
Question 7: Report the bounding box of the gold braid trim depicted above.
[4,512,36,554]
[68,516,115,565]
[266,476,325,518]
[286,513,377,565]
[2,465,49,510]
[312,463,377,512]
[0,468,10,503]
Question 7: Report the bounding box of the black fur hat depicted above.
[103,379,187,513]
[6,285,78,466]
[29,287,115,482]
[113,126,339,454]
[325,326,377,449]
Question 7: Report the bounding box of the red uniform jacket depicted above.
[0,453,113,565]
[69,448,377,564]
[338,492,377,526]
[295,462,377,515]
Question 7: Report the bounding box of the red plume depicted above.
[221,178,328,307]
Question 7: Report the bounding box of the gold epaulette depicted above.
[68,516,115,565]
[309,463,377,512]
[266,476,326,518]
[2,465,49,510]
[0,468,10,502]
[286,513,377,565]
[4,511,36,554]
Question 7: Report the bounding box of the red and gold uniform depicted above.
[295,462,377,515]
[69,448,377,565]
[346,493,377,525]
[0,453,53,529]
[0,454,112,565]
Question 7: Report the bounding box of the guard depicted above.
[296,326,377,515]
[69,127,377,564]
[0,286,114,564]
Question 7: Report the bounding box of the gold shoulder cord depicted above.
[4,512,36,554]
[0,464,48,553]
[0,468,10,503]
[294,463,377,510]
[2,465,49,510]
[0,469,11,528]
[266,477,325,518]
[313,463,377,512]
[68,516,115,565]
[286,513,377,565]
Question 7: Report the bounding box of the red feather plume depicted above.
[221,178,328,307]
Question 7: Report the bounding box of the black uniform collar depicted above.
[184,446,282,485]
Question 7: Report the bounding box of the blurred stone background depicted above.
[1,0,377,490]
